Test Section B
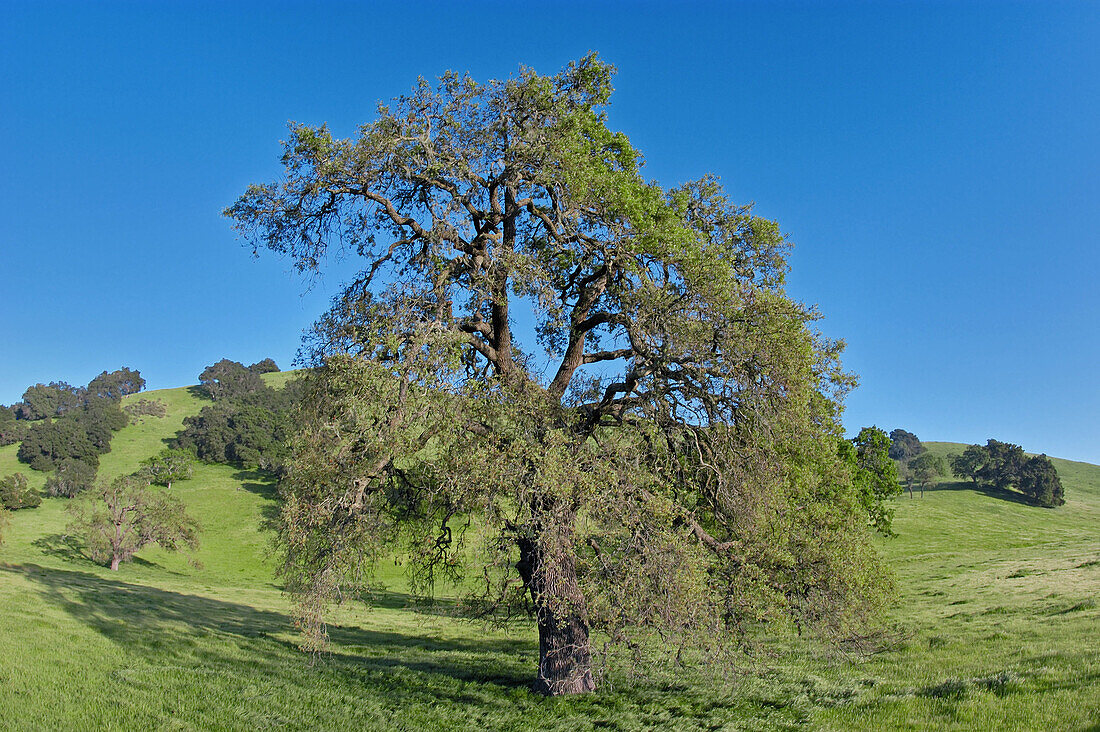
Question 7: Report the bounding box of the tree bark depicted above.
[110,555,121,571]
[517,537,596,695]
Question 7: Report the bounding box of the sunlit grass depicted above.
[1,390,1098,729]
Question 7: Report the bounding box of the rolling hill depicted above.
[0,382,1097,730]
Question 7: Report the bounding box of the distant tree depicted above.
[907,453,946,497]
[845,426,902,535]
[198,359,266,402]
[0,472,42,510]
[174,402,236,463]
[140,448,195,490]
[888,429,925,462]
[67,474,199,571]
[173,378,301,473]
[0,406,27,446]
[20,382,86,420]
[248,358,280,374]
[87,368,146,401]
[1019,454,1064,508]
[950,444,988,484]
[980,439,1027,491]
[45,459,98,498]
[17,420,100,472]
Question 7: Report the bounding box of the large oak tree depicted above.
[228,56,890,695]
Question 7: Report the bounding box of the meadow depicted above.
[1,384,1097,730]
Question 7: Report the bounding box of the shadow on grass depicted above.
[5,563,535,694]
[232,468,282,526]
[924,480,1037,507]
[31,535,169,572]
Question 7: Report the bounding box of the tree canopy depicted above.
[888,429,924,462]
[198,359,266,402]
[87,368,146,401]
[227,56,891,694]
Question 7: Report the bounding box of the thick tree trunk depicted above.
[517,537,596,695]
[110,555,121,571]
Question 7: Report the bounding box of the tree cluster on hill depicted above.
[951,439,1064,507]
[0,406,27,446]
[228,56,893,694]
[13,370,140,472]
[173,359,299,473]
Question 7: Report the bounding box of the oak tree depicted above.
[67,474,199,571]
[140,448,195,490]
[228,56,890,694]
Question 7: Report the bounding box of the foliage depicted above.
[19,382,86,420]
[0,472,42,510]
[844,426,902,535]
[952,440,1065,508]
[0,406,27,446]
[888,428,925,462]
[950,444,987,484]
[228,56,891,693]
[907,453,946,496]
[173,376,301,472]
[87,367,146,401]
[18,420,101,472]
[248,358,280,374]
[16,396,127,472]
[44,458,98,498]
[979,439,1028,491]
[124,398,168,419]
[1018,454,1064,507]
[198,359,266,402]
[139,448,195,489]
[66,474,200,571]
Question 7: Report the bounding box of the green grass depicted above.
[1,395,1098,730]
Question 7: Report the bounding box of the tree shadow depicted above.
[232,468,282,526]
[31,534,174,572]
[185,385,210,401]
[924,480,1037,507]
[5,563,535,694]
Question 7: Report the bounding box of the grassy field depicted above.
[1,388,1097,730]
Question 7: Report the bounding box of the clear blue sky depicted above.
[2,1,1097,463]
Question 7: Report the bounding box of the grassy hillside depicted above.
[1,387,1098,730]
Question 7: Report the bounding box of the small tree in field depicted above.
[907,453,946,497]
[140,448,195,490]
[228,56,891,694]
[67,475,199,571]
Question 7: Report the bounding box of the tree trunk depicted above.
[517,537,596,695]
[110,555,121,571]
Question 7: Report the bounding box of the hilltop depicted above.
[0,383,1097,729]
